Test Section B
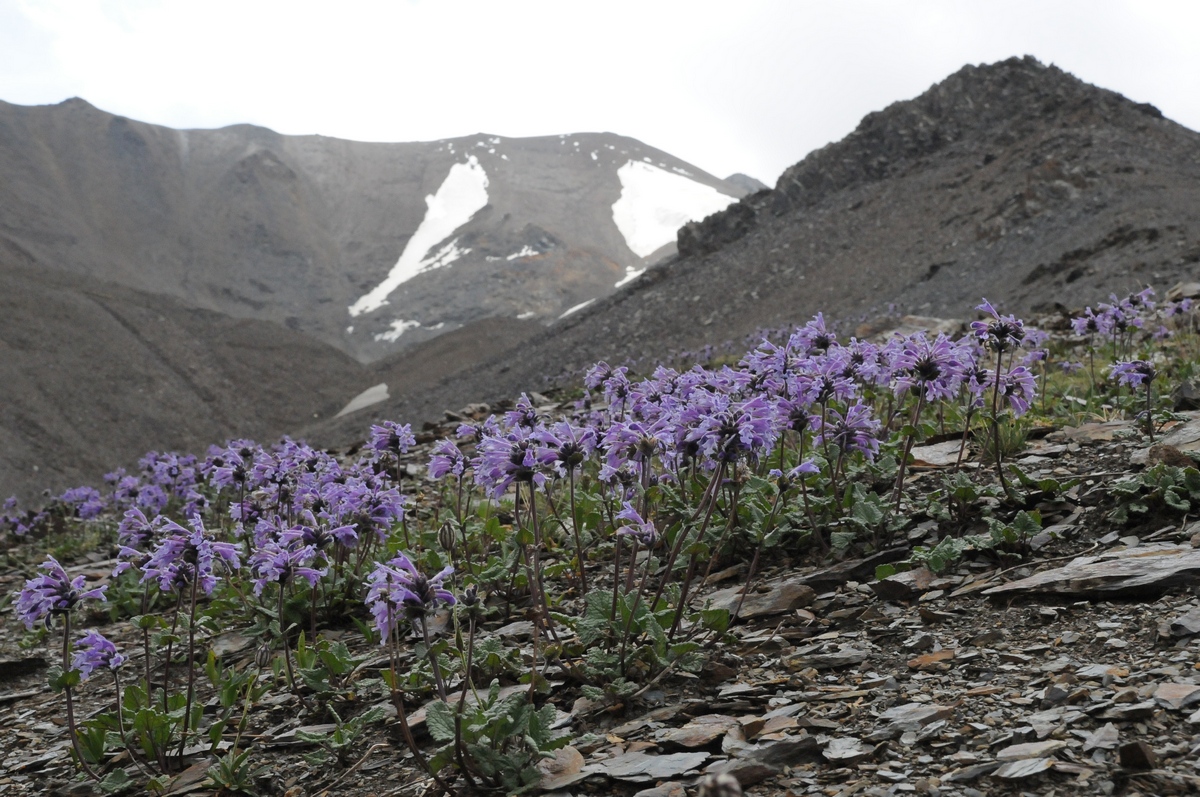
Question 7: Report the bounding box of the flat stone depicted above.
[1168,605,1200,637]
[633,782,688,797]
[909,440,966,468]
[658,715,740,749]
[993,758,1055,779]
[786,646,871,670]
[1118,740,1158,770]
[996,740,1066,761]
[983,543,1200,599]
[704,577,816,619]
[907,649,956,670]
[584,751,709,783]
[705,734,822,786]
[1099,701,1157,721]
[1153,682,1200,711]
[1082,723,1120,752]
[537,746,587,790]
[871,568,935,602]
[822,736,874,764]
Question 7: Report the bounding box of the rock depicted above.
[705,735,822,786]
[1099,701,1157,721]
[537,747,587,790]
[584,751,710,783]
[703,577,816,619]
[1168,605,1200,636]
[983,543,1200,599]
[1130,413,1200,464]
[823,736,874,764]
[1173,381,1200,412]
[909,440,967,468]
[658,715,740,749]
[871,567,935,602]
[1153,682,1200,711]
[992,758,1055,778]
[634,784,688,797]
[1061,420,1136,443]
[785,646,871,670]
[1118,740,1158,770]
[996,740,1066,761]
[1083,722,1120,751]
[907,649,956,670]
[1167,281,1200,301]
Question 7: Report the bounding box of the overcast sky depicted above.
[2,0,1198,184]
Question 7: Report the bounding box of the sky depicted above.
[2,0,1198,185]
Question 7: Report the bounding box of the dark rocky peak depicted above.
[774,56,1166,211]
[679,56,1175,259]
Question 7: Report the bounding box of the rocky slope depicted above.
[307,56,1200,448]
[0,99,748,362]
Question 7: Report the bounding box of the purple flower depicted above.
[1109,360,1157,389]
[248,537,326,596]
[365,554,455,639]
[1071,307,1105,337]
[141,516,241,596]
[14,556,107,629]
[971,299,1026,352]
[999,367,1037,417]
[683,394,775,464]
[815,402,881,459]
[72,631,126,681]
[369,421,416,456]
[427,439,468,481]
[474,428,554,497]
[892,333,962,402]
[614,502,658,547]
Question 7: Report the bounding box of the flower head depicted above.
[15,556,107,629]
[365,554,455,640]
[141,516,241,595]
[369,421,415,457]
[72,631,126,681]
[614,502,658,547]
[971,299,1026,352]
[1109,359,1157,389]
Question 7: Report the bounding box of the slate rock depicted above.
[982,543,1200,599]
[1168,605,1200,637]
[704,578,816,619]
[996,740,1066,761]
[1118,740,1158,770]
[993,758,1055,778]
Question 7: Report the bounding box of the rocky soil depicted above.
[3,409,1200,797]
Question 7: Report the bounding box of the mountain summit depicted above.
[0,101,748,361]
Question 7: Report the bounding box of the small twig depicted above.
[316,743,388,794]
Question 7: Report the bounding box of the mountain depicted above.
[304,56,1200,447]
[0,99,749,362]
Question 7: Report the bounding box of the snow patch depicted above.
[558,298,595,320]
[346,325,354,334]
[336,383,389,417]
[374,319,421,342]
[506,245,538,261]
[591,151,598,161]
[614,267,645,288]
[349,156,489,316]
[517,311,537,320]
[671,166,693,177]
[611,161,737,258]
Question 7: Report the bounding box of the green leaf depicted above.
[875,563,897,580]
[699,608,730,633]
[98,768,133,794]
[425,699,458,743]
